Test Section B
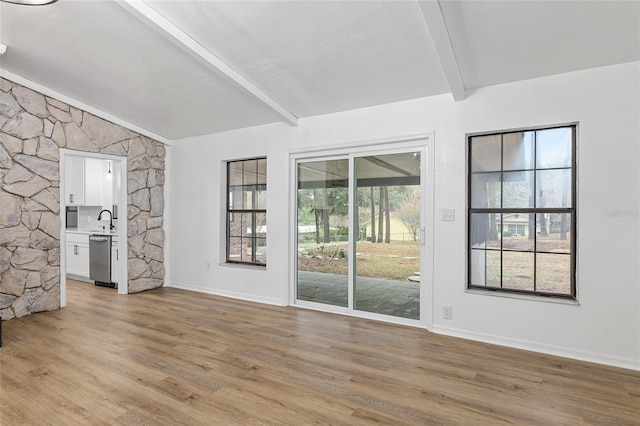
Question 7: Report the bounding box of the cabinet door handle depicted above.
[116,249,119,261]
[70,194,74,204]
[74,244,78,255]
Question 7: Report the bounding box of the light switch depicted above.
[441,209,455,222]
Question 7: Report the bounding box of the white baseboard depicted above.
[433,324,640,372]
[66,274,93,284]
[166,281,285,307]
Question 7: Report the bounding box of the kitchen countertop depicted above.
[66,228,118,236]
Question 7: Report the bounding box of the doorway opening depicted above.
[59,149,128,306]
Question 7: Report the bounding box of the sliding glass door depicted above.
[296,159,349,307]
[354,152,421,319]
[295,148,423,321]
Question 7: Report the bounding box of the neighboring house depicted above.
[498,213,533,237]
[297,224,343,243]
[496,213,563,238]
[362,214,416,242]
[297,225,317,237]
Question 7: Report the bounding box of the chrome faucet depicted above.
[97,209,115,230]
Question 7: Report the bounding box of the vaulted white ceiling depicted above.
[1,1,638,143]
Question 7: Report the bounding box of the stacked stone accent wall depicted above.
[0,78,165,320]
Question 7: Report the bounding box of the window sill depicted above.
[220,262,267,271]
[466,288,580,306]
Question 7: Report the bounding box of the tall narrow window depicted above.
[227,158,267,266]
[468,126,576,298]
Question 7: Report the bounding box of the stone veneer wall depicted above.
[0,77,165,320]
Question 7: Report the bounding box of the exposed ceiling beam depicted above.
[419,1,467,101]
[116,0,299,127]
[0,43,7,55]
[364,156,414,177]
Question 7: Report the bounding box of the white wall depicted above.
[167,62,639,370]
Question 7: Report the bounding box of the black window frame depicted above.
[467,125,577,299]
[226,157,267,267]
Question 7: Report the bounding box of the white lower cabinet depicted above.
[66,233,90,278]
[111,240,120,284]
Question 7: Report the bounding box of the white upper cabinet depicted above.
[64,156,85,205]
[84,158,105,206]
[65,157,112,207]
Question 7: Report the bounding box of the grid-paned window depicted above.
[227,158,267,266]
[468,126,576,298]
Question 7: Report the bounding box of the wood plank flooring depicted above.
[1,279,638,425]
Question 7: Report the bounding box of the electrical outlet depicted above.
[441,209,455,222]
[443,305,453,319]
[206,261,212,270]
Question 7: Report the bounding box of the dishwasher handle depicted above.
[89,235,110,242]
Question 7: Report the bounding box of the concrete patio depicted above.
[297,271,420,320]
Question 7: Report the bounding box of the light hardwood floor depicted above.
[1,280,638,425]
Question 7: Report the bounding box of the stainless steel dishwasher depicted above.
[89,234,115,288]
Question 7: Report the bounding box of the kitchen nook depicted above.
[63,155,123,290]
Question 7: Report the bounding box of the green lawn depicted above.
[484,237,572,294]
[300,235,571,294]
[298,240,420,281]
